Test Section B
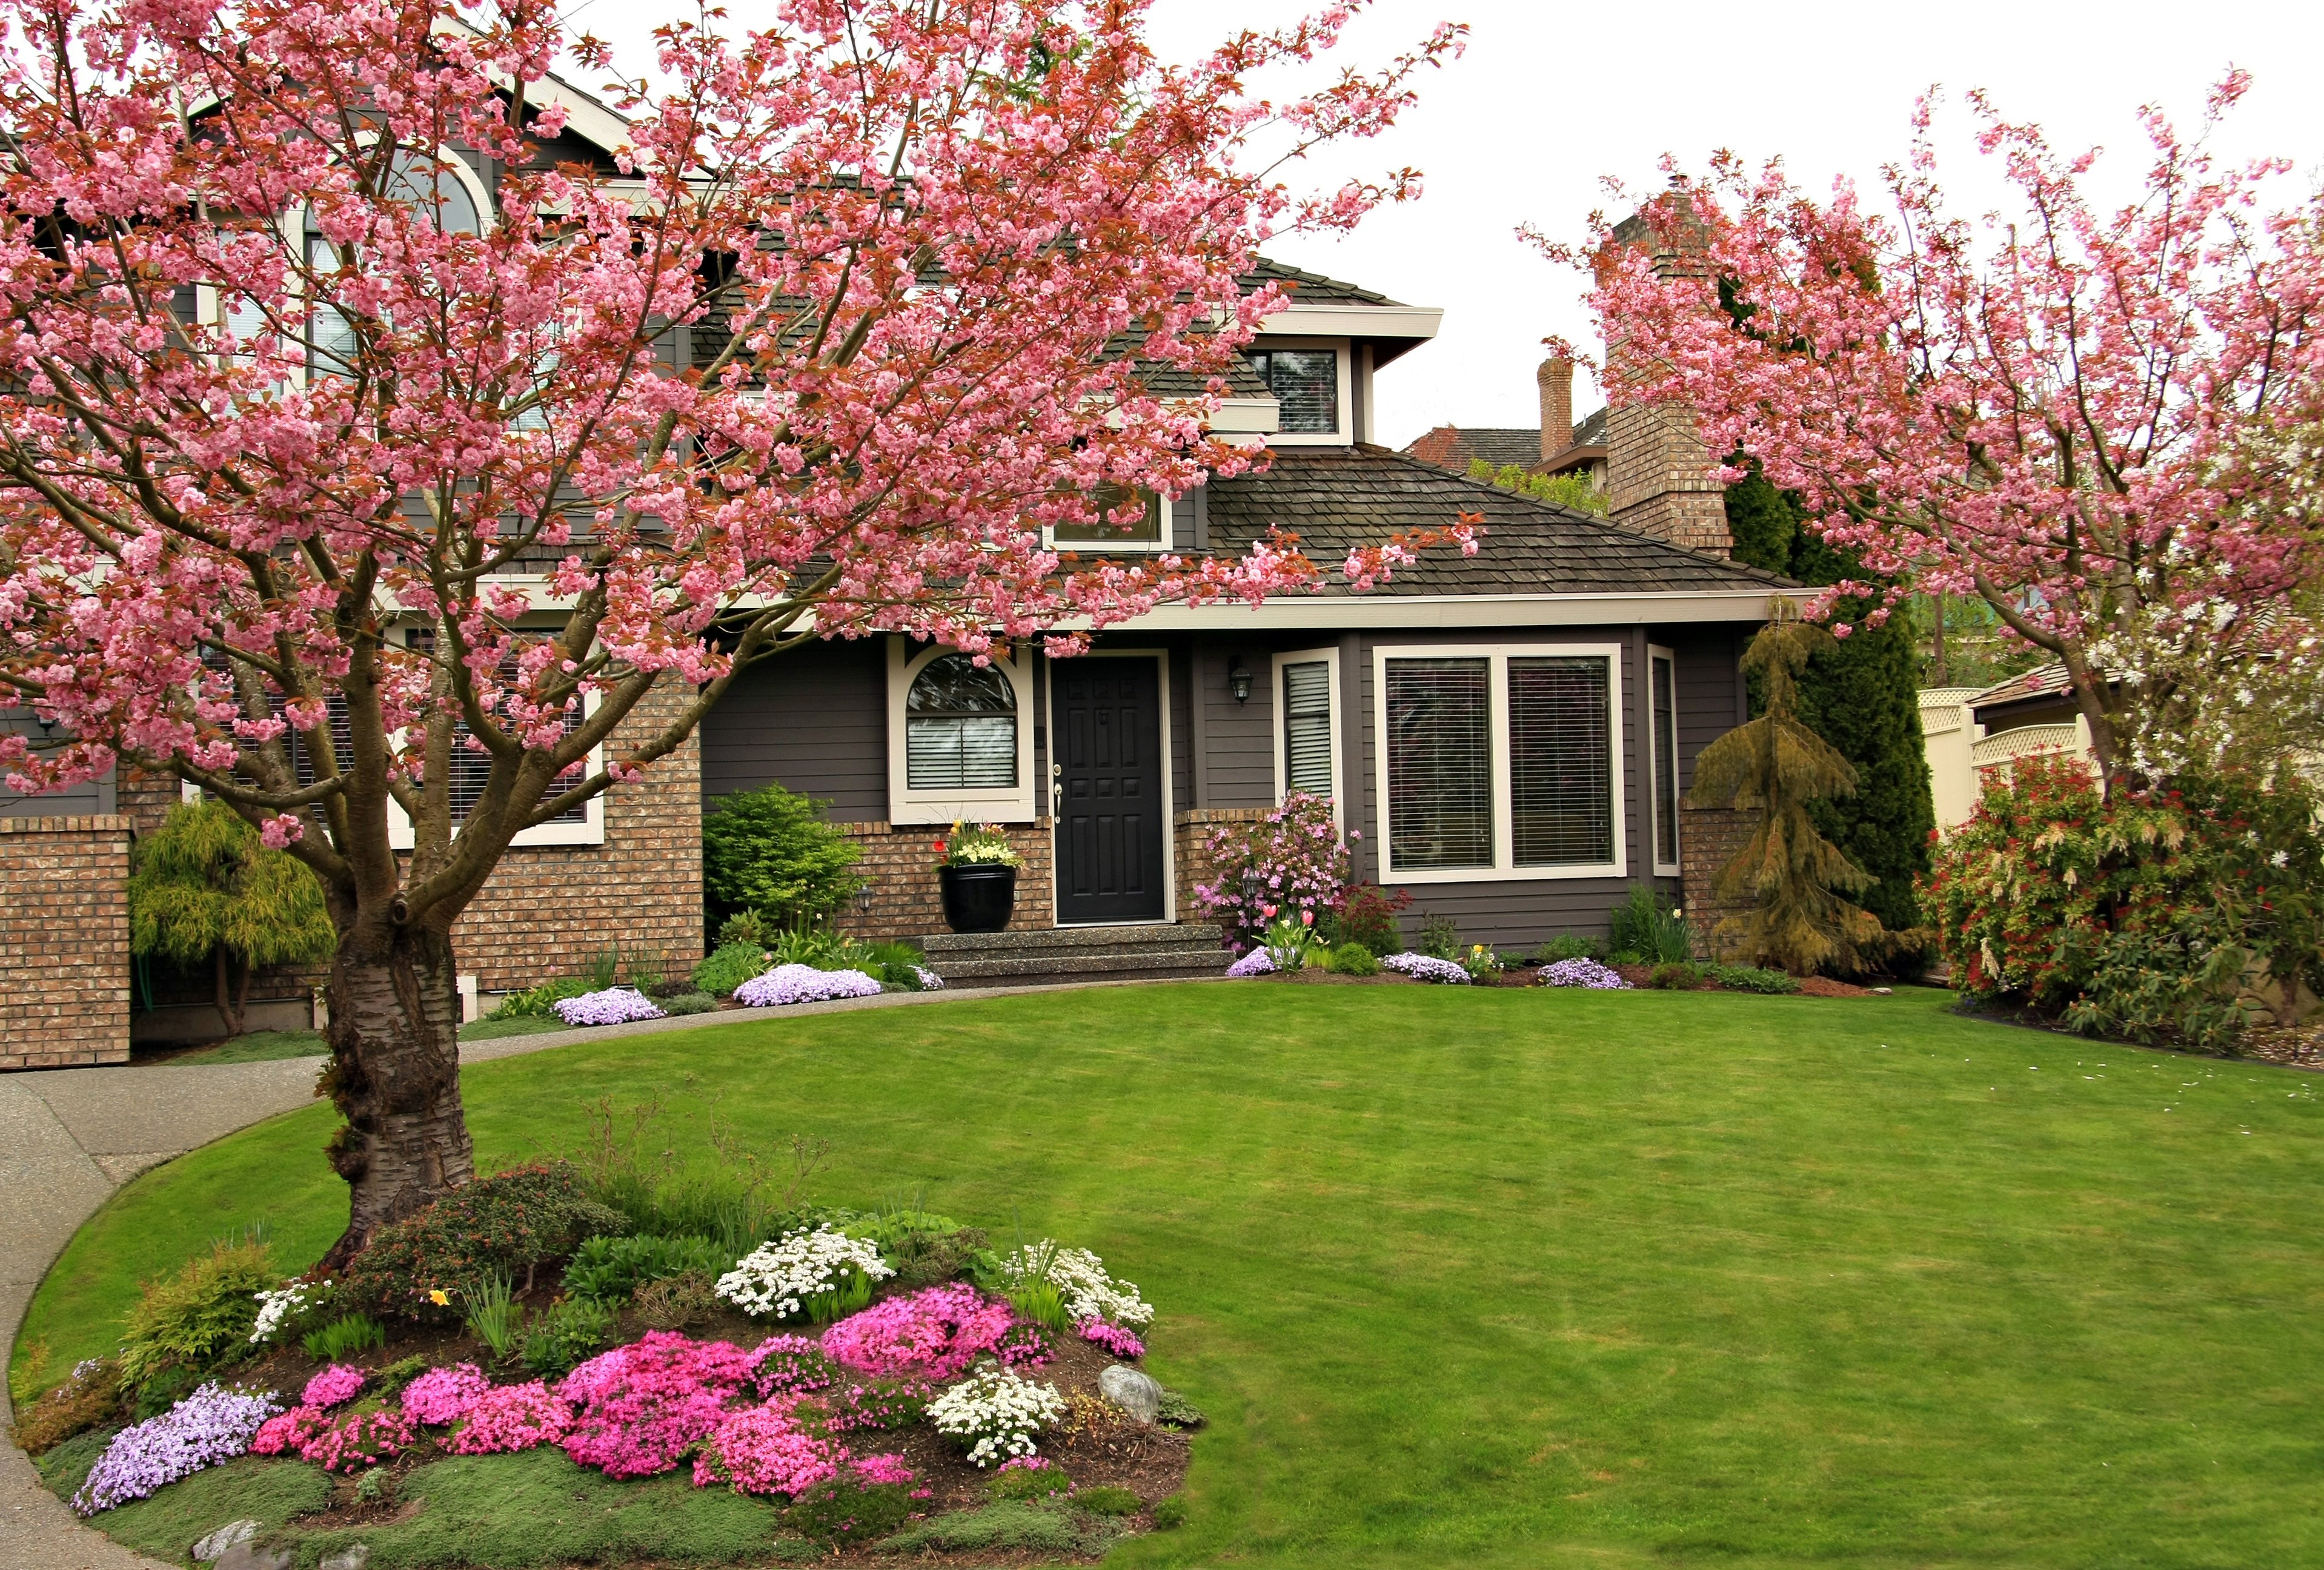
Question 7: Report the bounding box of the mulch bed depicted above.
[233,1297,1189,1561]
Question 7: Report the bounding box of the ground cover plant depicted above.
[22,985,2324,1568]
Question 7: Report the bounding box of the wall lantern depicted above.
[1227,658,1253,705]
[857,882,875,919]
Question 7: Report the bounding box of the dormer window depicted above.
[1244,347,1341,435]
[1052,482,1164,547]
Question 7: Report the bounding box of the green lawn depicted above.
[21,985,2324,1569]
[142,1015,569,1065]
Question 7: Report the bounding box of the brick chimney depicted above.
[1602,177,1731,555]
[1536,357,1574,465]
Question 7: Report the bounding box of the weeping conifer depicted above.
[1688,598,1885,975]
[127,799,336,1036]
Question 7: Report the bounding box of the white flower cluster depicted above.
[926,1363,1067,1467]
[996,1242,1154,1328]
[714,1225,892,1319]
[250,1278,331,1344]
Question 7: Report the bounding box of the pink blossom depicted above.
[693,1400,847,1498]
[559,1333,757,1479]
[401,1363,492,1426]
[448,1381,572,1454]
[1077,1319,1147,1359]
[250,1406,331,1457]
[299,1365,367,1409]
[820,1285,1015,1382]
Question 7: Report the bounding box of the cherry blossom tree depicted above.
[0,0,1467,1254]
[1549,75,2324,785]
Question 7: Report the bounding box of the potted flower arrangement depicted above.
[934,822,1023,933]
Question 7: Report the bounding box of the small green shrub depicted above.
[1610,884,1693,965]
[465,1271,523,1360]
[1607,948,1647,967]
[563,1233,731,1305]
[356,1464,397,1506]
[1324,942,1377,976]
[988,1463,1072,1502]
[1150,1495,1188,1530]
[1705,963,1802,995]
[520,1297,612,1380]
[785,1476,912,1546]
[1648,962,1703,991]
[129,1364,203,1419]
[1418,913,1462,961]
[852,1208,984,1289]
[689,942,770,1000]
[660,991,719,1016]
[1155,1388,1206,1428]
[339,1162,623,1322]
[374,1355,434,1399]
[302,1313,385,1362]
[632,1271,722,1332]
[116,1237,278,1395]
[715,910,773,949]
[1459,944,1503,981]
[702,783,865,935]
[1075,1484,1143,1516]
[1529,933,1597,966]
[486,975,594,1021]
[862,939,929,990]
[820,1377,927,1431]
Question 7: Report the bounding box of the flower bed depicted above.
[734,964,884,1007]
[1380,952,1471,985]
[1538,958,1630,990]
[821,1284,1014,1381]
[73,1383,279,1514]
[553,987,667,1026]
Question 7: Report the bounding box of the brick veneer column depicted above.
[1679,802,1758,962]
[1,815,131,1070]
[450,679,704,993]
[831,821,1055,944]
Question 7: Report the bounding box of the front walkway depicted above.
[0,978,1215,1570]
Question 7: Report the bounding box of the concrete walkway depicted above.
[0,978,1202,1569]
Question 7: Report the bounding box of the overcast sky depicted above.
[581,0,2324,450]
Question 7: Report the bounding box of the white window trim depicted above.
[887,638,1038,826]
[1250,337,1351,446]
[1041,493,1174,555]
[1044,648,1176,925]
[1270,646,1344,824]
[1371,641,1627,884]
[1648,643,1682,877]
[388,626,605,849]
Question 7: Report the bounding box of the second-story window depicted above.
[1052,482,1163,546]
[1244,348,1339,434]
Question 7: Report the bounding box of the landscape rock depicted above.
[192,1520,260,1562]
[213,1545,293,1570]
[320,1546,372,1570]
[1098,1364,1161,1424]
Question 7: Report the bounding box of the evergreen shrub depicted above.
[116,1240,277,1396]
[339,1164,624,1322]
[689,943,769,999]
[701,784,865,936]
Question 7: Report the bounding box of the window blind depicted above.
[1245,349,1338,434]
[1281,660,1334,797]
[1384,658,1492,869]
[408,631,588,823]
[1652,653,1679,867]
[905,654,1018,790]
[1509,655,1612,866]
[307,235,359,379]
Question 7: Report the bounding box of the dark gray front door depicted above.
[1052,657,1166,923]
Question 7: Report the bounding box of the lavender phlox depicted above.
[1538,958,1632,990]
[553,987,666,1025]
[733,964,883,1007]
[1381,952,1470,984]
[73,1383,281,1514]
[1225,949,1275,978]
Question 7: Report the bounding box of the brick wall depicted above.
[451,680,703,993]
[1602,185,1732,557]
[1679,803,1758,961]
[1,815,131,1070]
[829,820,1055,943]
[1172,807,1269,924]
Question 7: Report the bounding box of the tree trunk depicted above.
[318,920,474,1268]
[214,947,245,1038]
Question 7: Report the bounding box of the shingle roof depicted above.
[1205,447,1791,597]
[1418,428,1544,473]
[1570,406,1607,448]
[1240,256,1401,306]
[1969,664,2070,708]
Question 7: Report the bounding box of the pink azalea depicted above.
[559,1333,757,1480]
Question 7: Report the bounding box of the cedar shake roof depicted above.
[1403,426,1543,474]
[1240,256,1401,306]
[1968,663,2070,709]
[1205,446,1790,597]
[1570,406,1607,449]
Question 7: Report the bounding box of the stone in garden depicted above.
[193,1520,261,1562]
[319,1546,371,1570]
[212,1545,293,1570]
[1098,1364,1162,1424]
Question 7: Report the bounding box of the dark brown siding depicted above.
[699,638,888,820]
[1,713,115,818]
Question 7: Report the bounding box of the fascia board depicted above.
[1255,303,1442,341]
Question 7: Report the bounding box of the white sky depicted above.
[580,0,2324,450]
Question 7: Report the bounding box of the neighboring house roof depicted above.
[1569,406,1607,449]
[1968,663,2070,709]
[1403,427,1543,474]
[1205,447,1790,598]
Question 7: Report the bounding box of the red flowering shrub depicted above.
[1924,760,2323,1050]
[1193,792,1350,953]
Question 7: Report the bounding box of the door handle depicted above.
[1052,783,1063,808]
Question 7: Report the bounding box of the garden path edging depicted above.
[0,973,1221,1570]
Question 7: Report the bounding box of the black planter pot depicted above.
[938,863,1018,934]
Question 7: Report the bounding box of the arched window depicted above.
[906,654,1017,789]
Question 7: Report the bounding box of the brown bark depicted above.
[213,947,247,1038]
[317,919,474,1268]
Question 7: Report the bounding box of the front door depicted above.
[1052,657,1166,923]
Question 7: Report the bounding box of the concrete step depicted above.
[921,923,1225,958]
[930,949,1233,987]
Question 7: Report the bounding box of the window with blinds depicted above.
[1052,483,1163,545]
[1281,660,1334,798]
[1384,658,1492,869]
[905,653,1018,789]
[1651,651,1680,868]
[408,631,588,823]
[1244,348,1339,434]
[1508,656,1613,866]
